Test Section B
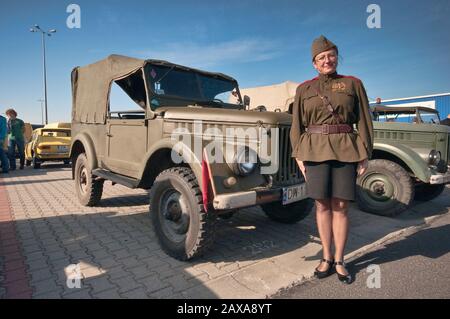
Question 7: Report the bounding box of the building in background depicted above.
[370,93,450,120]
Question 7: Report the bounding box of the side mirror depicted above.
[243,95,250,108]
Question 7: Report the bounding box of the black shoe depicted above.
[314,258,334,279]
[335,261,353,284]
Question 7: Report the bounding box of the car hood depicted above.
[158,107,292,126]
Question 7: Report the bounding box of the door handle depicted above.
[106,133,113,137]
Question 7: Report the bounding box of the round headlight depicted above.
[232,147,258,176]
[428,150,441,166]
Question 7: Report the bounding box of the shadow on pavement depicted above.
[98,194,150,208]
[0,167,448,298]
[349,222,450,282]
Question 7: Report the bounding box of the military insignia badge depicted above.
[332,82,346,91]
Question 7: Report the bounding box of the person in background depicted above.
[0,113,9,173]
[6,108,25,170]
[440,114,450,126]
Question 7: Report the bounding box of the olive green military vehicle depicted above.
[70,55,312,260]
[240,84,450,217]
[361,105,450,216]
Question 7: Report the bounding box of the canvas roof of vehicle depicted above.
[71,54,237,124]
[238,81,299,112]
[372,105,439,115]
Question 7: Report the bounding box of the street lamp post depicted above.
[30,25,56,125]
[37,99,45,125]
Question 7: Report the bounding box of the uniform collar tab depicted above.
[319,72,338,81]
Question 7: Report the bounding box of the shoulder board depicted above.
[337,75,361,82]
[298,77,318,88]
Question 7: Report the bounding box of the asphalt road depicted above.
[272,213,450,299]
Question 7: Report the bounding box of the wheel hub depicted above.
[79,167,88,193]
[160,190,190,238]
[361,173,395,202]
[373,182,385,195]
[164,195,182,222]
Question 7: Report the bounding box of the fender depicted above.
[70,132,98,170]
[373,142,431,182]
[137,138,203,191]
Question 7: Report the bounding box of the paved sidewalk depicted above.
[0,164,449,299]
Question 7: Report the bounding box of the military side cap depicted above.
[311,35,338,61]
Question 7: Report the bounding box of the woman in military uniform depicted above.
[290,36,374,284]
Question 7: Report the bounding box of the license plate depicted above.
[282,184,307,205]
[57,145,68,152]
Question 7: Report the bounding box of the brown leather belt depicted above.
[306,124,353,135]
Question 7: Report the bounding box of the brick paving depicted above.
[0,163,322,299]
[0,182,32,299]
[1,163,448,299]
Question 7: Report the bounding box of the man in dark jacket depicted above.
[6,108,25,170]
[0,114,9,173]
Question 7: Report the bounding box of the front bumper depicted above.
[36,152,70,158]
[430,171,450,184]
[212,183,307,210]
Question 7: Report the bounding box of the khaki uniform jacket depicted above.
[290,73,374,162]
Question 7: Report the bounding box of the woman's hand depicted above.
[357,158,369,176]
[296,159,306,180]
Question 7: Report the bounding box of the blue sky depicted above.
[0,0,449,124]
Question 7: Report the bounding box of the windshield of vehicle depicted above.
[418,110,440,124]
[373,110,441,124]
[373,113,401,122]
[41,130,71,137]
[145,64,242,109]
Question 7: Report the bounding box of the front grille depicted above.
[272,126,303,186]
[447,134,450,165]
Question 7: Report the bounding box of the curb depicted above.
[270,205,450,298]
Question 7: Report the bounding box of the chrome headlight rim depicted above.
[428,150,441,166]
[231,146,258,176]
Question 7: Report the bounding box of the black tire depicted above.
[25,160,31,167]
[356,159,414,216]
[261,198,313,224]
[32,155,41,169]
[74,153,103,206]
[218,210,236,220]
[414,184,445,201]
[149,167,216,261]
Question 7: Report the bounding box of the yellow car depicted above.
[25,125,72,168]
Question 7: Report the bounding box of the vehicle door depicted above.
[103,69,149,178]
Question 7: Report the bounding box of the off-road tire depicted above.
[32,155,41,169]
[261,198,313,224]
[218,210,236,220]
[74,153,103,206]
[414,183,445,201]
[149,167,217,261]
[356,159,414,216]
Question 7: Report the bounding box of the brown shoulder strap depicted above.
[315,87,345,124]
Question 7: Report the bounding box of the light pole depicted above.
[37,99,45,125]
[30,25,56,125]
